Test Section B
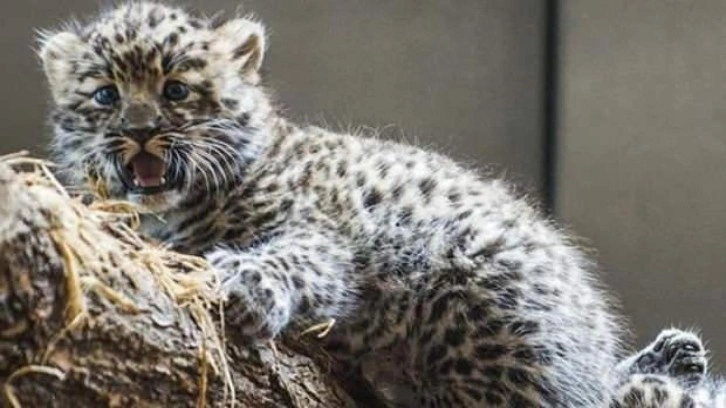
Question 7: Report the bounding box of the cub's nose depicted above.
[123,127,159,144]
[121,100,162,143]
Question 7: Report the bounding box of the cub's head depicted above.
[38,2,272,211]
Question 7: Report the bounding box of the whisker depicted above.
[160,118,250,195]
[186,140,239,183]
[191,147,226,192]
[188,150,215,193]
[173,136,241,191]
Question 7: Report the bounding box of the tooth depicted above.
[160,177,166,185]
[133,179,140,187]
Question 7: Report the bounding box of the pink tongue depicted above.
[130,152,165,187]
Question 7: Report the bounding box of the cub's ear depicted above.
[36,30,88,102]
[212,17,266,80]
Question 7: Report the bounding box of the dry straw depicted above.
[0,152,235,407]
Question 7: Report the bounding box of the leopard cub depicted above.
[40,2,625,406]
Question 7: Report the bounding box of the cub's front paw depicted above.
[205,249,291,344]
[221,285,277,344]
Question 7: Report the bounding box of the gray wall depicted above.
[2,0,725,369]
[217,0,546,197]
[558,0,726,370]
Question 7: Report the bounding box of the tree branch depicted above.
[0,158,357,408]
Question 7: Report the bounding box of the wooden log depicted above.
[0,157,358,408]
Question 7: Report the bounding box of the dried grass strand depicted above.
[1,154,236,407]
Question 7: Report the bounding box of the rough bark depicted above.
[0,160,361,407]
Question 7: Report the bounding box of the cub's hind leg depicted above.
[617,329,707,389]
[352,274,592,407]
[331,277,563,407]
[612,328,710,408]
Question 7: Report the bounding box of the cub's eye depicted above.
[163,80,189,101]
[93,85,120,106]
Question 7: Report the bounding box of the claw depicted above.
[682,343,699,352]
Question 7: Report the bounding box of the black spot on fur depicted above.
[147,13,162,28]
[454,358,473,375]
[497,287,521,310]
[510,320,540,337]
[463,387,482,402]
[475,343,509,360]
[509,392,535,407]
[456,209,473,221]
[653,388,668,404]
[448,190,462,203]
[189,19,203,29]
[485,390,504,405]
[391,185,404,201]
[291,275,305,289]
[377,161,390,178]
[478,319,506,337]
[483,365,503,382]
[222,98,239,110]
[418,177,436,198]
[438,359,453,376]
[356,172,367,188]
[335,161,348,178]
[444,328,466,347]
[427,292,455,324]
[177,58,207,72]
[165,32,179,47]
[507,367,533,386]
[363,188,382,209]
[427,345,447,366]
[466,303,488,321]
[237,113,251,127]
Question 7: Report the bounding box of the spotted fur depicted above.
[40,2,630,406]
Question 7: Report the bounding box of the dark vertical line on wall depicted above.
[543,0,559,214]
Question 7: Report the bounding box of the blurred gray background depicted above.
[2,1,725,369]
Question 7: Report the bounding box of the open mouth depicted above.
[117,152,172,195]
